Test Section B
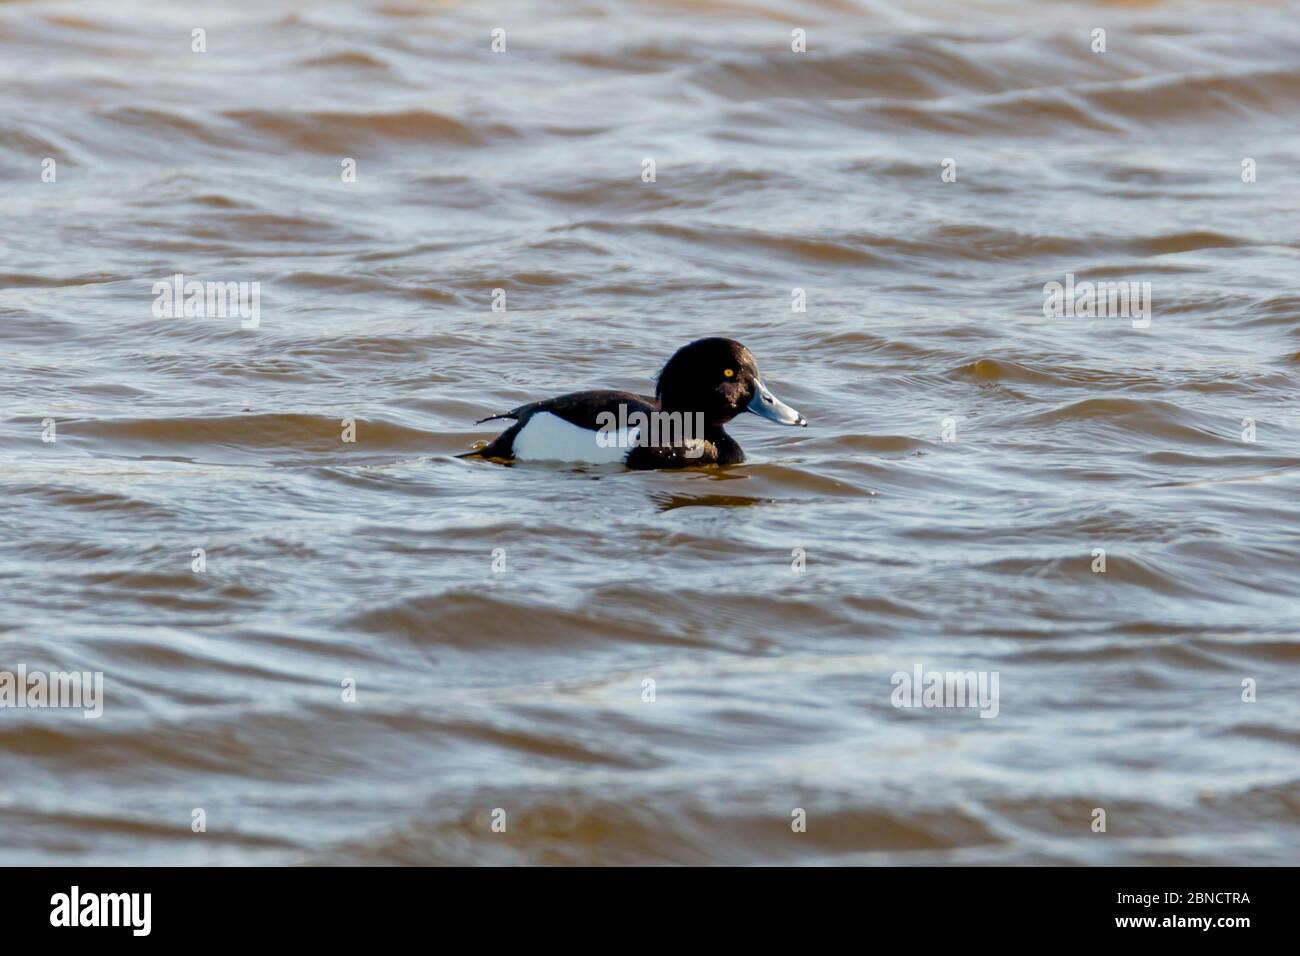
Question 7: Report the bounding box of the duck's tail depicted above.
[458,409,519,458]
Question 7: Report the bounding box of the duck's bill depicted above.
[747,378,807,426]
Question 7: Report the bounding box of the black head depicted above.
[656,337,806,428]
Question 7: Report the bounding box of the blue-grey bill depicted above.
[747,378,807,426]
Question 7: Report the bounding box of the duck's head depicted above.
[656,337,807,428]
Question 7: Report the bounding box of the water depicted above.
[1,0,1298,865]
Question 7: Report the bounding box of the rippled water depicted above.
[2,0,1298,865]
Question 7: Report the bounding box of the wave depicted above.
[51,414,438,458]
[1026,398,1236,445]
[222,108,519,151]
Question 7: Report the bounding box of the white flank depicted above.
[512,412,638,464]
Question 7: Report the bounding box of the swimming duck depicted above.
[460,337,806,468]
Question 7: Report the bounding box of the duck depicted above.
[459,337,806,468]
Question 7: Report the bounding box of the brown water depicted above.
[2,0,1299,865]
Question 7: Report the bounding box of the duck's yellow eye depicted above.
[723,368,735,378]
